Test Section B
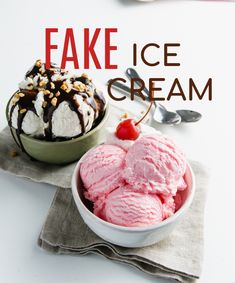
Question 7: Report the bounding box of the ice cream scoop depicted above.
[80,144,126,202]
[8,60,106,142]
[122,133,187,196]
[94,185,164,227]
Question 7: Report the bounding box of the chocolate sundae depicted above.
[8,60,106,141]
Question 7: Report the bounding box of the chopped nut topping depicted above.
[43,90,50,95]
[73,81,86,92]
[10,149,19,158]
[18,92,25,98]
[39,80,46,87]
[81,73,88,79]
[42,101,47,108]
[49,93,54,99]
[55,91,60,97]
[51,97,57,107]
[121,112,129,119]
[12,97,19,105]
[50,82,55,89]
[61,82,68,91]
[36,59,42,68]
[87,90,93,97]
[20,108,27,114]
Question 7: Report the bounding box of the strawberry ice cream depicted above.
[122,134,187,196]
[94,185,164,227]
[80,124,187,228]
[80,144,126,202]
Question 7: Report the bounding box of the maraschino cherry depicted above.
[115,84,154,141]
[115,119,141,140]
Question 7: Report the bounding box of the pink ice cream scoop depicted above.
[80,144,126,202]
[94,185,164,227]
[122,133,187,196]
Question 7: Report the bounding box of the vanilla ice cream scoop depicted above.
[8,60,106,141]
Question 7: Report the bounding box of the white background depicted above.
[0,0,235,282]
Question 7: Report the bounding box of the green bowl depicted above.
[6,97,110,165]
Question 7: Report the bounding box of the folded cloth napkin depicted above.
[38,161,208,283]
[0,105,209,282]
[0,105,127,188]
[0,126,75,188]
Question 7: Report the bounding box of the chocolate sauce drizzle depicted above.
[8,61,106,154]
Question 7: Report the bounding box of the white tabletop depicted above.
[0,1,235,282]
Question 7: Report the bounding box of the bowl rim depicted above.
[6,92,109,145]
[71,149,196,233]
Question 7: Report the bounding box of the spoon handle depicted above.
[107,79,150,102]
[126,68,165,109]
[126,68,202,124]
[126,68,150,97]
[107,79,183,125]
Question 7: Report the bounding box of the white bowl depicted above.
[71,152,195,248]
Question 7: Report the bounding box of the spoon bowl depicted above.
[154,105,181,125]
[109,80,181,125]
[176,110,202,123]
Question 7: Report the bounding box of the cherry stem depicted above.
[135,84,154,126]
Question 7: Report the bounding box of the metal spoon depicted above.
[126,68,202,123]
[108,80,181,125]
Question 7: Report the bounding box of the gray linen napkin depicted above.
[0,105,127,188]
[38,161,208,283]
[0,105,209,282]
[0,126,75,188]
